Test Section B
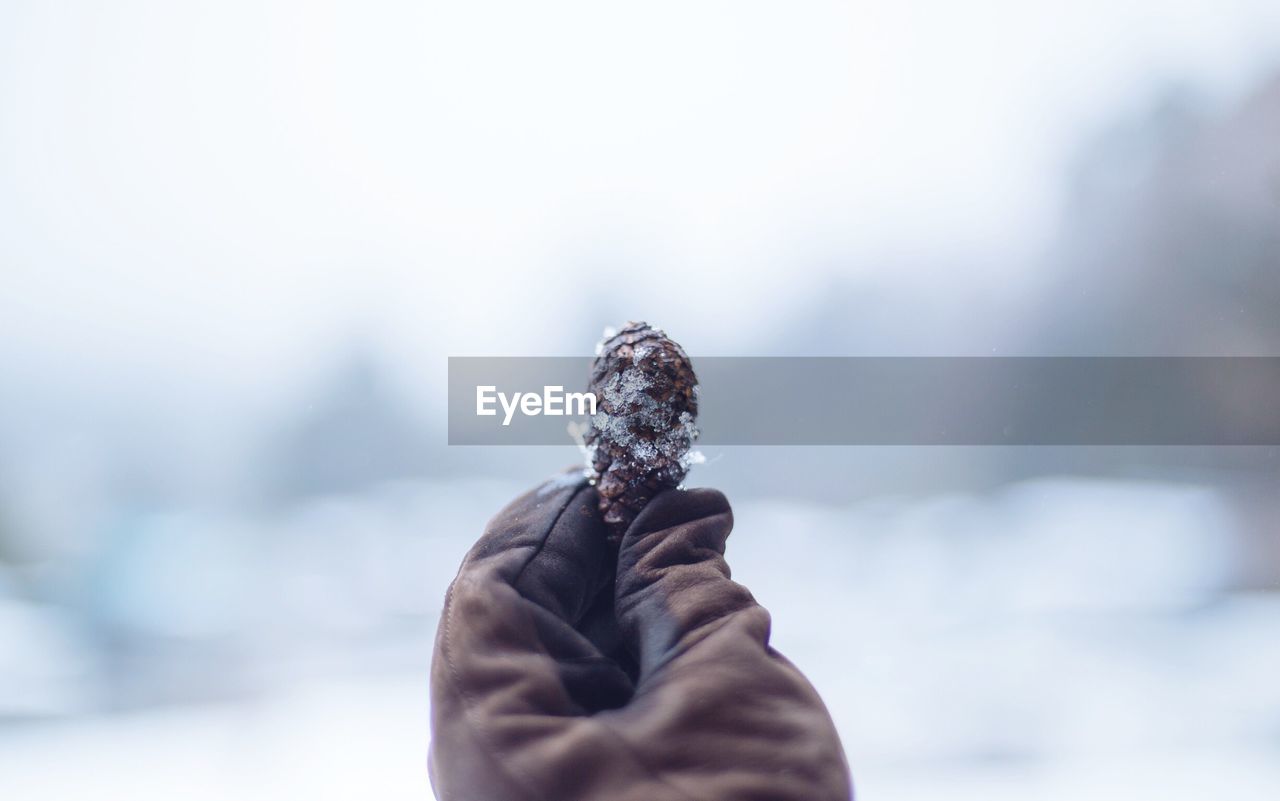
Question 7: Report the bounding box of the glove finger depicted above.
[430,472,653,800]
[480,470,612,624]
[607,487,854,801]
[435,471,618,720]
[502,476,632,707]
[614,487,754,676]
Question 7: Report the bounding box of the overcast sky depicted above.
[2,0,1279,400]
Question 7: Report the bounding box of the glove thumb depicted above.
[613,487,756,677]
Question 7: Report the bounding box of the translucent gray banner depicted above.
[447,357,1280,445]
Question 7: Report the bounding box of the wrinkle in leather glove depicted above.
[429,472,852,801]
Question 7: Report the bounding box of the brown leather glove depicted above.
[429,471,852,801]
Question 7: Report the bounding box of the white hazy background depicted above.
[2,2,1279,799]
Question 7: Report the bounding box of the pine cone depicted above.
[585,322,699,539]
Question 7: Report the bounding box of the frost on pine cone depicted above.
[585,322,699,539]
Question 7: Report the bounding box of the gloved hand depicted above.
[428,471,852,801]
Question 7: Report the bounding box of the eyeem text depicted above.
[476,386,597,426]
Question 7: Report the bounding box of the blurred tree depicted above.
[265,347,433,499]
[1038,77,1280,355]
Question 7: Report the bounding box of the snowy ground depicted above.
[2,674,1277,801]
[2,476,1278,799]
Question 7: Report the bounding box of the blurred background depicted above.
[2,2,1278,799]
